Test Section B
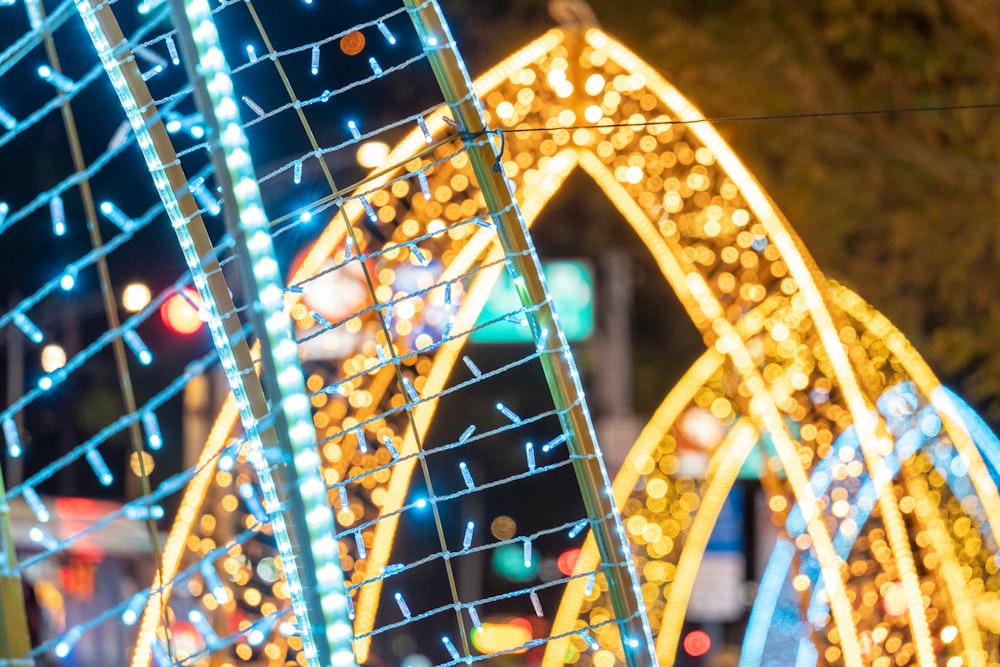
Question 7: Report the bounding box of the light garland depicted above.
[4,4,1000,667]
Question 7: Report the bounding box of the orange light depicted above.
[683,630,711,657]
[160,288,204,334]
[557,548,581,576]
[340,31,365,56]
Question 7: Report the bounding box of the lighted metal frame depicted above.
[116,18,1000,667]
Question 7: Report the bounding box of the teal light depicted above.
[491,542,541,582]
[472,260,593,343]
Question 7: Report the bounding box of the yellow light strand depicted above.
[596,31,934,666]
[656,420,759,664]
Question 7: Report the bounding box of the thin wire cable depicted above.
[496,101,1000,134]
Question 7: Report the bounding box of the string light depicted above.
[99,201,136,232]
[123,329,153,365]
[21,486,48,523]
[0,105,16,130]
[165,34,179,64]
[54,627,83,659]
[416,115,432,143]
[59,268,76,291]
[85,447,114,486]
[468,605,482,630]
[417,170,432,200]
[394,592,411,619]
[495,401,521,424]
[355,531,367,559]
[188,609,221,649]
[530,590,543,617]
[458,461,474,490]
[402,376,419,402]
[50,194,66,236]
[241,94,265,117]
[122,592,149,626]
[382,436,399,459]
[360,195,377,222]
[441,635,461,662]
[462,521,475,550]
[4,417,22,458]
[377,20,396,45]
[188,176,220,215]
[541,433,566,453]
[28,526,58,551]
[462,355,481,377]
[37,65,74,93]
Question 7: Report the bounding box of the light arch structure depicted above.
[144,24,1000,667]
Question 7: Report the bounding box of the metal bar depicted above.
[0,470,32,664]
[403,2,655,664]
[75,3,285,664]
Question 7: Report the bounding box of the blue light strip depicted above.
[174,1,356,664]
[401,1,656,663]
[73,3,352,665]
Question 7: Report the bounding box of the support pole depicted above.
[0,471,32,665]
[404,3,655,664]
[75,5,354,667]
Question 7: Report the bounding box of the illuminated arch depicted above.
[144,24,1000,667]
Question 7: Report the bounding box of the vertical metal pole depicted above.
[5,296,24,488]
[595,251,642,477]
[0,471,33,665]
[403,3,655,664]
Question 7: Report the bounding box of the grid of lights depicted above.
[4,4,1000,667]
[72,4,338,667]
[131,4,653,667]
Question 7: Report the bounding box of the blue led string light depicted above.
[169,1,358,665]
[401,1,656,662]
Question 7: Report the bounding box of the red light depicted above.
[557,548,581,576]
[683,630,711,657]
[160,288,203,334]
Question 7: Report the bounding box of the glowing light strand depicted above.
[71,9,346,667]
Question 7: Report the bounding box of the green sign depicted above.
[471,260,594,343]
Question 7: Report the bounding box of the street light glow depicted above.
[122,282,151,312]
[40,344,66,373]
[160,288,204,334]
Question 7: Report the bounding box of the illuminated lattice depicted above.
[3,5,999,667]
[1,4,649,667]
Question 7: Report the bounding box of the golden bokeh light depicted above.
[138,23,1000,667]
